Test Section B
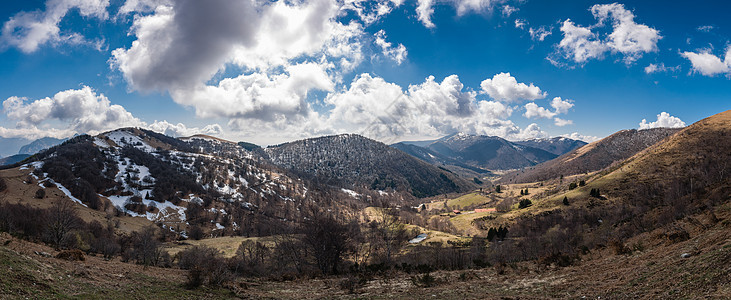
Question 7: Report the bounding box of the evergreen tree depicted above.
[495,185,501,193]
[563,196,569,206]
[579,180,586,186]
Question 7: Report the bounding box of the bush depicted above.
[562,196,569,206]
[188,225,204,240]
[411,273,436,287]
[177,246,231,288]
[56,249,85,261]
[518,199,532,209]
[35,188,46,199]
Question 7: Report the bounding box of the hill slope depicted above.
[502,127,680,183]
[265,134,473,197]
[0,154,30,166]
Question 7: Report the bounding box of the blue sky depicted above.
[0,0,729,148]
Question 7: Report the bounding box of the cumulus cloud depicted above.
[514,123,548,140]
[118,0,170,15]
[554,3,661,65]
[560,132,600,143]
[1,0,109,53]
[172,62,333,121]
[322,73,532,142]
[0,86,223,140]
[639,112,686,130]
[147,120,223,137]
[524,102,556,119]
[553,118,573,126]
[374,30,407,65]
[681,47,731,77]
[523,97,574,126]
[480,72,546,103]
[416,0,436,28]
[416,0,506,28]
[111,0,362,92]
[2,86,144,135]
[550,97,574,114]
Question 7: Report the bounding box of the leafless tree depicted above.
[45,200,80,250]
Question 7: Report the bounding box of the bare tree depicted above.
[371,208,408,265]
[45,200,80,250]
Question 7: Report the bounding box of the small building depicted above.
[453,210,461,214]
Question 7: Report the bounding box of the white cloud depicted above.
[2,86,143,135]
[0,86,222,140]
[454,0,505,16]
[560,132,600,143]
[111,0,363,92]
[1,0,109,53]
[321,73,532,142]
[514,123,548,140]
[342,0,400,24]
[696,25,714,32]
[556,19,608,64]
[524,102,556,119]
[172,62,334,121]
[644,62,679,74]
[480,72,546,103]
[502,5,518,17]
[529,26,552,41]
[639,112,686,130]
[118,0,170,15]
[553,118,573,126]
[147,121,223,137]
[550,97,574,114]
[416,0,506,28]
[681,47,731,77]
[515,19,526,30]
[555,3,661,65]
[374,30,407,65]
[524,97,574,126]
[416,0,435,28]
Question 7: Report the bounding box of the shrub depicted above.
[178,246,231,288]
[188,225,204,240]
[411,273,436,287]
[518,199,532,209]
[56,249,85,261]
[562,196,569,206]
[35,188,46,199]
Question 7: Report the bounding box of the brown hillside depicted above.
[602,110,730,206]
[501,127,681,184]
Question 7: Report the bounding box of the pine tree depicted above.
[495,185,501,193]
[563,196,569,206]
[579,180,586,186]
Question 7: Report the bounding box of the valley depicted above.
[0,110,729,299]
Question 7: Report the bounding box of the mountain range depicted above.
[392,133,586,171]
